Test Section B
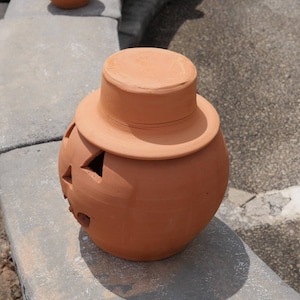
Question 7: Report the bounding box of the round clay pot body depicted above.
[59,125,228,261]
[51,0,88,9]
[58,48,229,261]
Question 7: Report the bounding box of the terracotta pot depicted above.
[51,0,88,9]
[58,48,229,261]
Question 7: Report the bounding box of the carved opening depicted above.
[64,122,76,139]
[63,122,76,147]
[87,151,105,177]
[62,165,72,184]
[77,212,90,227]
[68,201,74,213]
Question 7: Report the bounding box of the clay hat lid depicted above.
[75,48,220,160]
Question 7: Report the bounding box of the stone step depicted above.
[0,0,299,299]
[0,16,119,154]
[1,143,299,299]
[4,0,122,19]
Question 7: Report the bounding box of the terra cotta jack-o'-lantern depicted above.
[58,48,229,261]
[51,0,88,9]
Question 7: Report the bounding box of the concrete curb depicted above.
[1,142,299,299]
[118,0,171,48]
[0,0,299,299]
[4,0,122,19]
[0,16,119,154]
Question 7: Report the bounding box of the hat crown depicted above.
[75,48,220,159]
[99,48,198,128]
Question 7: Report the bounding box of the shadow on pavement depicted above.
[79,217,249,299]
[237,220,300,293]
[140,0,204,48]
[47,0,105,16]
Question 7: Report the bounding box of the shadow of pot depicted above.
[78,217,249,299]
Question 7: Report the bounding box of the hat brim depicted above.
[75,89,220,160]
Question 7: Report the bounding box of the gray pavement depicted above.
[140,0,300,194]
[0,0,300,299]
[0,15,119,153]
[4,0,122,19]
[2,142,299,299]
[140,0,300,292]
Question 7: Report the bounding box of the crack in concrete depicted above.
[0,136,63,155]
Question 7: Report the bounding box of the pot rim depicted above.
[75,90,220,160]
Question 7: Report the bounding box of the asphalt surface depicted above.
[140,0,300,194]
[0,0,299,296]
[140,0,300,293]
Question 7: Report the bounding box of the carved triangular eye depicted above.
[62,165,72,184]
[80,151,105,184]
[88,151,105,177]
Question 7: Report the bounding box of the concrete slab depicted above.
[0,142,299,299]
[0,16,119,153]
[5,0,122,19]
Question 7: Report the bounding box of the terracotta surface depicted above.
[58,48,229,261]
[76,48,220,159]
[50,0,88,9]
